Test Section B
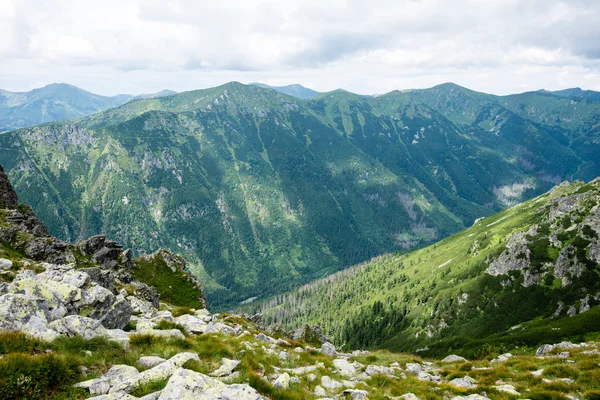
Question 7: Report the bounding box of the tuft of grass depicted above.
[0,331,43,354]
[130,378,168,397]
[154,319,186,333]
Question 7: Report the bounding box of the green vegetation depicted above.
[249,179,600,356]
[2,82,600,309]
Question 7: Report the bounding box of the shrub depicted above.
[0,353,80,400]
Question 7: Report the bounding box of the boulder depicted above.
[273,372,291,389]
[138,356,167,369]
[400,394,420,400]
[209,358,240,377]
[131,329,185,340]
[333,359,357,377]
[441,354,467,363]
[49,315,107,340]
[536,344,554,357]
[449,376,477,389]
[0,258,13,270]
[365,364,395,376]
[321,375,342,390]
[157,367,265,400]
[404,363,422,375]
[174,314,207,335]
[0,293,50,330]
[320,342,337,356]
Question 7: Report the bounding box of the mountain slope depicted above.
[1,82,600,310]
[0,83,133,131]
[249,178,600,356]
[250,82,320,99]
[541,87,600,102]
[128,89,178,101]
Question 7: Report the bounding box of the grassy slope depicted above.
[249,180,600,357]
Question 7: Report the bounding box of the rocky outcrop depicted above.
[0,164,18,209]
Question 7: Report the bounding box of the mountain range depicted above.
[0,83,133,132]
[249,83,320,99]
[1,81,600,310]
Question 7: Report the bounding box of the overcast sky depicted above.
[1,0,599,96]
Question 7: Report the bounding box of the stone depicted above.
[451,396,491,400]
[255,333,276,343]
[321,375,342,390]
[365,364,395,376]
[0,164,18,208]
[105,365,140,386]
[536,344,554,357]
[441,354,467,363]
[400,394,420,400]
[21,315,61,341]
[491,353,513,362]
[314,386,327,397]
[49,315,107,340]
[111,352,200,393]
[531,369,544,377]
[157,367,264,400]
[98,295,133,329]
[405,363,422,375]
[278,351,288,360]
[74,377,111,396]
[321,342,337,356]
[210,358,240,377]
[0,258,13,270]
[294,347,305,353]
[342,389,368,399]
[492,384,520,395]
[138,356,167,369]
[174,314,207,334]
[449,377,477,389]
[334,358,357,377]
[273,372,291,389]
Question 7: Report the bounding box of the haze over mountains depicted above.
[1,81,600,310]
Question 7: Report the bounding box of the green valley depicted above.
[1,82,599,310]
[249,178,600,357]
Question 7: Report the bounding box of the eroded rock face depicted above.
[0,164,18,209]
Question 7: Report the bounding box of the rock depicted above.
[321,342,337,356]
[129,296,155,316]
[441,354,467,363]
[451,396,491,400]
[405,363,422,375]
[210,358,240,377]
[334,358,357,377]
[104,329,130,349]
[111,352,199,393]
[291,323,329,344]
[21,315,61,341]
[0,258,13,270]
[556,351,570,359]
[314,386,327,397]
[365,364,395,376]
[278,351,288,360]
[492,384,520,395]
[321,375,342,390]
[531,369,544,376]
[129,282,160,308]
[74,377,111,395]
[491,353,513,362]
[0,164,18,208]
[536,344,554,357]
[294,347,305,353]
[174,314,207,335]
[157,367,264,400]
[205,322,239,335]
[449,376,477,389]
[98,295,133,329]
[273,372,291,389]
[307,374,316,382]
[342,389,368,399]
[255,333,276,343]
[400,394,420,400]
[105,365,140,386]
[49,315,107,340]
[138,356,167,369]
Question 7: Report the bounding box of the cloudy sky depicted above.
[1,0,599,96]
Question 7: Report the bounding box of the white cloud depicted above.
[0,0,599,95]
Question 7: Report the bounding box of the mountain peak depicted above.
[249,82,320,99]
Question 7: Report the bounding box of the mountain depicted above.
[1,82,600,310]
[2,165,599,400]
[128,89,178,102]
[540,87,600,102]
[249,178,600,356]
[0,83,133,132]
[249,82,320,99]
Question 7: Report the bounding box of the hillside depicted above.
[0,84,132,132]
[249,178,600,357]
[1,82,600,309]
[1,165,600,400]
